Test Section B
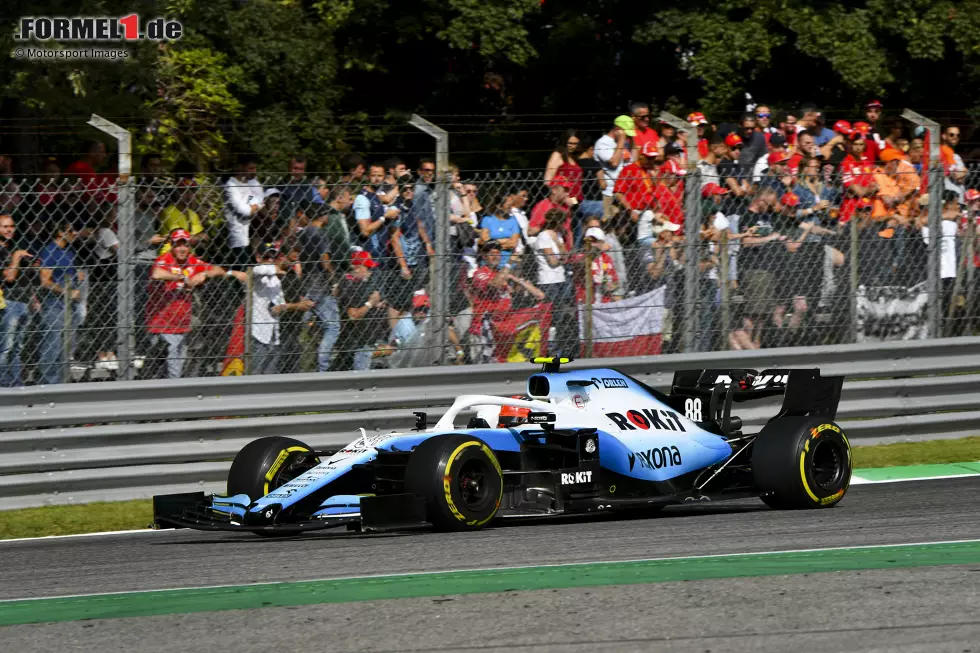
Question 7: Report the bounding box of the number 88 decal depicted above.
[684,398,702,422]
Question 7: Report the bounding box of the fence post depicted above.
[850,216,859,343]
[719,229,730,350]
[660,112,701,352]
[87,114,134,381]
[244,267,253,375]
[62,277,72,384]
[584,250,594,358]
[901,109,942,339]
[408,115,449,363]
[965,207,977,334]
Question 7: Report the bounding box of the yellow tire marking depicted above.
[263,446,309,496]
[799,448,820,504]
[442,441,503,527]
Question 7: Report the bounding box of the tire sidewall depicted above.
[753,416,852,509]
[407,435,504,530]
[227,436,315,499]
[797,421,851,508]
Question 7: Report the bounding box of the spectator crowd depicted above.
[1,99,979,385]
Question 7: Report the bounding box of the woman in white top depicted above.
[533,208,577,357]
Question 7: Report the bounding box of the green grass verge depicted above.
[0,499,152,541]
[852,435,980,468]
[1,437,979,540]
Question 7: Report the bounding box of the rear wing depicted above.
[666,368,844,436]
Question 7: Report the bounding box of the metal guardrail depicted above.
[2,336,980,510]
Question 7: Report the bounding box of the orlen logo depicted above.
[15,15,183,42]
[628,446,682,472]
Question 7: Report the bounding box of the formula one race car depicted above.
[154,358,851,535]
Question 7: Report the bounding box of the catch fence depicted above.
[0,161,977,385]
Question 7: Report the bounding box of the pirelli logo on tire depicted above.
[810,423,840,438]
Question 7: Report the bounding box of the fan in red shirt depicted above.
[630,102,659,154]
[147,229,234,335]
[614,141,661,220]
[839,134,879,222]
[852,122,879,162]
[656,145,686,227]
[528,179,573,245]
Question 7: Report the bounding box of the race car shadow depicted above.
[152,500,770,545]
[492,500,770,530]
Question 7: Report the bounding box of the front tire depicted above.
[405,435,503,531]
[227,436,316,500]
[752,416,851,509]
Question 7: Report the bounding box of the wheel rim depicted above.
[457,458,492,511]
[810,439,845,490]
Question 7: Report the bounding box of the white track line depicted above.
[2,472,977,544]
[851,472,980,485]
[0,528,172,545]
[2,537,979,604]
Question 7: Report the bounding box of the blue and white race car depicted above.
[154,358,852,535]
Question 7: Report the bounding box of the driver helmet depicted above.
[498,396,532,427]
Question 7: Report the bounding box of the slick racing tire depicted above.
[405,435,503,531]
[227,436,317,500]
[752,416,851,510]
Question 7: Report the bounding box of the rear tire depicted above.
[752,416,851,509]
[227,436,316,501]
[405,435,503,531]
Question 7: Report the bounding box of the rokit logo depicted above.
[628,446,682,472]
[561,470,593,485]
[714,374,788,387]
[605,409,686,432]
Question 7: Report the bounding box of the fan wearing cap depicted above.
[614,141,671,246]
[569,226,619,303]
[156,178,205,256]
[247,242,315,375]
[389,290,431,348]
[863,100,886,156]
[148,229,237,379]
[595,117,633,218]
[329,248,391,372]
[248,187,282,247]
[718,133,750,198]
[875,148,921,220]
[687,112,711,159]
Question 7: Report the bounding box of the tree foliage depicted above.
[1,0,978,171]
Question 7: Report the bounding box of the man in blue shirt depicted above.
[38,220,84,384]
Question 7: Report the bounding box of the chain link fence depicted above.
[0,158,977,385]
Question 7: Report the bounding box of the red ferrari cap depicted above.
[351,250,379,268]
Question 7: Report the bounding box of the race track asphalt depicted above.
[1,477,978,652]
